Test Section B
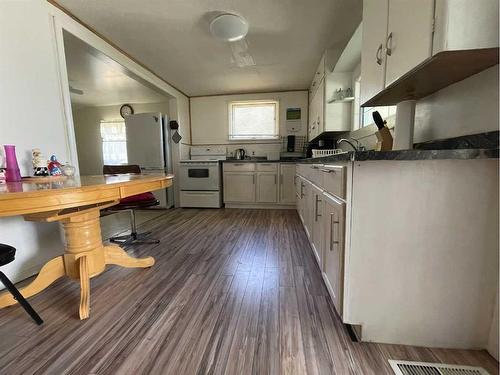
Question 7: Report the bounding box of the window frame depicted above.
[228,100,280,141]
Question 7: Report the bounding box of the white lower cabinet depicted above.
[223,172,255,203]
[223,163,296,206]
[296,176,306,222]
[322,193,345,316]
[296,163,346,318]
[280,164,296,204]
[256,172,278,203]
[311,185,324,266]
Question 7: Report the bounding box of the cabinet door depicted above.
[302,181,313,238]
[308,91,318,141]
[315,79,325,135]
[280,164,296,204]
[257,172,278,203]
[360,0,389,105]
[311,186,324,266]
[322,195,346,316]
[296,176,306,222]
[223,173,255,203]
[385,0,434,86]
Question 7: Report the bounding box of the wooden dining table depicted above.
[0,173,173,320]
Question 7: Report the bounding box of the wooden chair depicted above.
[102,165,160,245]
[0,244,43,325]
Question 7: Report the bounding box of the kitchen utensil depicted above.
[287,135,295,152]
[372,111,393,151]
[235,148,246,160]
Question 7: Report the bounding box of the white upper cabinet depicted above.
[360,0,389,106]
[385,0,435,86]
[361,0,499,106]
[433,0,499,53]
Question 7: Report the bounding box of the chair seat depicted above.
[0,244,16,266]
[113,192,159,211]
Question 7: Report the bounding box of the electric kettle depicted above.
[234,148,246,160]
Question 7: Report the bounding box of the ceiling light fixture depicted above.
[210,13,249,42]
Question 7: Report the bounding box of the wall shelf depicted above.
[328,97,354,104]
[361,48,499,107]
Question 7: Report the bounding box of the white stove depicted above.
[179,147,226,208]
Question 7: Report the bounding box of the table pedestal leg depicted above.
[0,257,65,308]
[0,208,156,319]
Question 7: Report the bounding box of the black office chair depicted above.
[102,165,161,245]
[0,244,43,325]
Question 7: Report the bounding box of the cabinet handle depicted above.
[376,43,383,65]
[300,182,305,198]
[315,195,322,221]
[253,174,255,185]
[233,163,244,166]
[386,32,393,56]
[274,174,277,185]
[320,168,335,173]
[330,213,340,250]
[311,165,319,169]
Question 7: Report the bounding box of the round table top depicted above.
[0,173,174,217]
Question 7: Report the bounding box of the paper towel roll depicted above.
[394,100,416,150]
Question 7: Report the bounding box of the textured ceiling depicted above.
[56,0,362,96]
[64,31,170,108]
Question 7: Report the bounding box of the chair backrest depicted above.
[103,165,142,175]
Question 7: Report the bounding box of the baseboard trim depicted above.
[224,203,295,209]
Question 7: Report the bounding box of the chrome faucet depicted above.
[337,138,366,151]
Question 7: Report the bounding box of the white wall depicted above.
[488,290,499,360]
[348,65,499,149]
[190,91,308,157]
[0,0,72,283]
[73,101,171,175]
[0,0,191,285]
[414,65,499,142]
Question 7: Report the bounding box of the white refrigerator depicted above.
[125,112,174,208]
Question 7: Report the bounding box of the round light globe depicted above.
[210,14,249,42]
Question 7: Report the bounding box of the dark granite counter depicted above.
[301,148,499,164]
[221,158,303,164]
[220,148,498,165]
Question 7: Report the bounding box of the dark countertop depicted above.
[221,158,302,164]
[221,148,498,165]
[301,148,499,163]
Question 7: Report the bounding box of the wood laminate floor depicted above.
[0,209,497,375]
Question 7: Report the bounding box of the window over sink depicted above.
[228,100,279,141]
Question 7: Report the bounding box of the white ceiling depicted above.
[56,0,362,97]
[63,31,170,108]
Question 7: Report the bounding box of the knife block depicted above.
[375,126,393,151]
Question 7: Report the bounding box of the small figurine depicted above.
[32,148,49,177]
[47,155,63,176]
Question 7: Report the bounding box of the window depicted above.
[100,120,128,165]
[228,100,279,140]
[361,106,397,128]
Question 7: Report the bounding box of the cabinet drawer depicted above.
[256,163,278,172]
[296,164,308,177]
[223,163,255,172]
[320,165,346,199]
[309,164,324,188]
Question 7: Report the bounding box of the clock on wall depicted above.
[120,104,134,118]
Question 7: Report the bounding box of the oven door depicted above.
[179,163,220,191]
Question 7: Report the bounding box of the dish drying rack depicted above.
[311,149,344,158]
